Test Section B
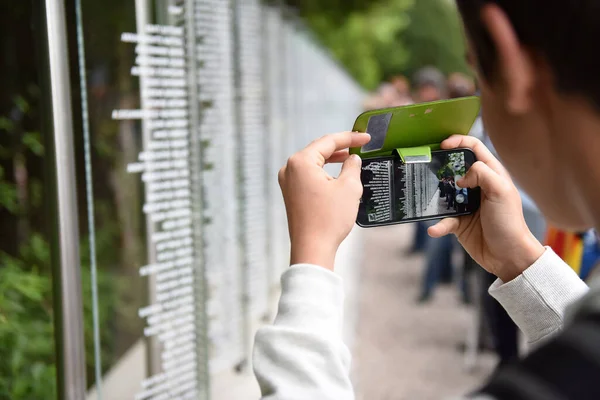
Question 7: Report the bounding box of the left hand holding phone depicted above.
[428,135,545,283]
[279,131,371,271]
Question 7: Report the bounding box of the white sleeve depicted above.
[489,247,589,346]
[253,264,354,400]
[253,264,497,400]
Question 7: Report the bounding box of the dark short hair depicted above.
[457,0,600,109]
[413,66,447,93]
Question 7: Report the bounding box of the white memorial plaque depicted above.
[236,0,269,319]
[195,0,244,372]
[114,10,203,399]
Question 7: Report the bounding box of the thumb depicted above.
[338,154,362,182]
[428,218,460,238]
[458,161,507,199]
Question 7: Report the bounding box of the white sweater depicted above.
[253,247,590,399]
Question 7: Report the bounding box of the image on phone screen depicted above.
[357,149,480,227]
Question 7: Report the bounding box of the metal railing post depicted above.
[44,0,87,398]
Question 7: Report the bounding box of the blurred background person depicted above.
[444,178,455,211]
[413,66,447,102]
[545,228,600,283]
[378,82,404,108]
[391,74,414,106]
[363,79,414,111]
[447,72,476,99]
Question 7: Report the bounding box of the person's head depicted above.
[391,75,411,96]
[447,72,476,99]
[363,93,384,111]
[377,83,401,107]
[376,82,413,107]
[413,66,447,102]
[390,75,414,105]
[457,0,600,231]
[417,84,443,103]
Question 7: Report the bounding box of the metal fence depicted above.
[44,0,366,399]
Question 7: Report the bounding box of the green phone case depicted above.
[350,96,481,162]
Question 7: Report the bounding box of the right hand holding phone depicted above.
[428,135,545,282]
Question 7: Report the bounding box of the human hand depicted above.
[278,132,371,271]
[428,135,545,282]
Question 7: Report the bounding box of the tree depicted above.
[284,0,470,89]
[293,0,414,89]
[391,0,470,78]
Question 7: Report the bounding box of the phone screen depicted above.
[357,149,480,227]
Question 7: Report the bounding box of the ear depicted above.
[481,4,535,114]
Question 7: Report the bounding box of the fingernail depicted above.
[350,154,361,163]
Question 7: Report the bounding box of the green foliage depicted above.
[0,274,55,399]
[285,0,387,20]
[292,0,470,88]
[0,82,120,397]
[437,165,452,179]
[437,152,466,179]
[304,0,414,89]
[0,234,118,400]
[448,152,466,176]
[0,166,18,213]
[22,132,44,156]
[0,117,15,132]
[403,0,470,77]
[13,96,30,115]
[0,236,55,400]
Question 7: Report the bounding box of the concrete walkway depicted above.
[353,224,496,400]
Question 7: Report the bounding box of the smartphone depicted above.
[356,148,480,227]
